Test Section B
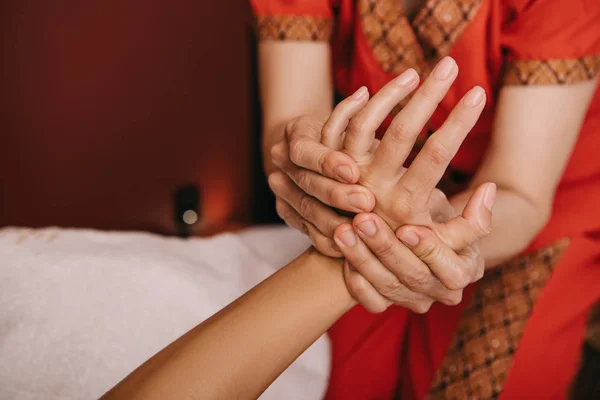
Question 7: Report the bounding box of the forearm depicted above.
[450,186,547,268]
[102,248,351,400]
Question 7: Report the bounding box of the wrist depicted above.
[300,247,357,312]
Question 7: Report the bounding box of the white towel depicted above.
[0,226,330,400]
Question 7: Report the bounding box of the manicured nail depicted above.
[395,68,418,86]
[336,165,354,183]
[463,86,484,107]
[357,220,377,237]
[351,86,368,101]
[484,183,496,212]
[399,231,419,247]
[433,56,455,80]
[337,230,357,247]
[348,193,368,210]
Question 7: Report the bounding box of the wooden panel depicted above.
[0,1,254,234]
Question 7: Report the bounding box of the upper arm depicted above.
[259,41,333,133]
[251,1,335,146]
[473,80,598,215]
[471,0,600,216]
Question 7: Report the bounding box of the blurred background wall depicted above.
[0,1,267,235]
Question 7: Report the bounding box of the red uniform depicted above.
[251,0,600,398]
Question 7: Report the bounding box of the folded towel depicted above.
[0,226,329,400]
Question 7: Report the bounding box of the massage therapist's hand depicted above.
[269,57,493,309]
[335,182,495,313]
[268,115,376,257]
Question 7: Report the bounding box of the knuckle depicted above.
[367,300,389,314]
[326,215,347,238]
[389,121,414,142]
[425,139,452,165]
[444,290,463,306]
[373,239,397,259]
[473,216,492,237]
[297,195,315,221]
[347,117,367,135]
[448,268,471,290]
[417,84,441,103]
[419,239,443,264]
[295,170,313,191]
[412,300,434,314]
[403,267,432,291]
[380,278,405,298]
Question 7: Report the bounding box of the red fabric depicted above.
[251,0,600,398]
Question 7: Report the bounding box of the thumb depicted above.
[434,182,496,250]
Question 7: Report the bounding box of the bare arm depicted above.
[259,41,333,174]
[450,79,598,267]
[102,249,351,400]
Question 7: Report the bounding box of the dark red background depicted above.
[1,1,259,234]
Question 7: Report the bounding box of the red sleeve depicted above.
[501,0,600,85]
[249,0,334,41]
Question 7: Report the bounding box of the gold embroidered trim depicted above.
[358,0,482,76]
[412,0,484,61]
[503,55,600,85]
[359,0,428,74]
[255,15,333,41]
[426,238,571,400]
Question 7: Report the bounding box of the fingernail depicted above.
[351,86,368,101]
[463,86,485,107]
[433,56,455,80]
[395,68,418,86]
[484,183,496,212]
[348,193,368,210]
[337,230,357,247]
[357,220,377,237]
[399,231,419,247]
[336,165,354,183]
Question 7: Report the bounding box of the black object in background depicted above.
[174,185,200,237]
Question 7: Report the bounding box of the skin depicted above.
[103,67,493,399]
[262,40,599,311]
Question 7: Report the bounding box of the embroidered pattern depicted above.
[255,15,333,41]
[359,0,428,74]
[426,239,570,400]
[413,0,484,60]
[503,55,600,85]
[359,0,482,75]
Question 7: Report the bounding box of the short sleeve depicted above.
[250,0,334,41]
[501,0,600,85]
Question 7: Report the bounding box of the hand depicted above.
[270,56,492,311]
[335,183,494,313]
[268,115,376,257]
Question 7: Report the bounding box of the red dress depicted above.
[251,0,600,398]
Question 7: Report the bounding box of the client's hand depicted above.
[269,57,493,312]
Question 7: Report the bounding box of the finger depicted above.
[278,140,376,213]
[350,213,462,306]
[336,224,438,313]
[342,68,419,157]
[268,171,348,238]
[321,86,370,150]
[370,57,458,182]
[428,188,457,223]
[436,183,495,250]
[343,261,391,313]
[275,197,305,232]
[275,198,342,257]
[396,225,479,290]
[400,85,487,201]
[369,138,381,153]
[283,119,360,184]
